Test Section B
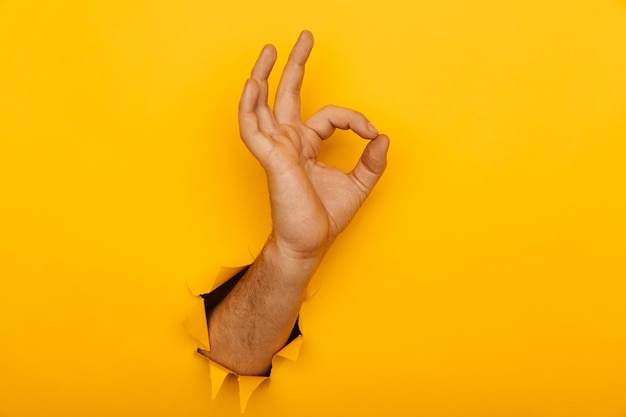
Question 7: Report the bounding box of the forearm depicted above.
[201,30,389,377]
[203,236,323,376]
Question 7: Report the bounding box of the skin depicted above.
[200,30,390,376]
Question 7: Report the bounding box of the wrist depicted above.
[262,234,325,282]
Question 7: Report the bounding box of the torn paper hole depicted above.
[183,266,304,413]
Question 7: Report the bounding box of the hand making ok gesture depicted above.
[238,30,390,261]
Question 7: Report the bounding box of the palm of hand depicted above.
[238,31,389,259]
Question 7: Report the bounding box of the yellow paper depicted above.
[2,1,626,416]
[182,297,211,350]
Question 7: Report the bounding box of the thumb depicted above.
[349,134,390,194]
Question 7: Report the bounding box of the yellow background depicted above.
[1,0,625,416]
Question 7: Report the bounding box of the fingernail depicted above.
[367,123,378,135]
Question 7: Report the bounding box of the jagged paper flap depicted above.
[237,375,269,413]
[208,359,232,400]
[274,334,303,361]
[182,297,210,349]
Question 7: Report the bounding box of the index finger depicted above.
[305,105,379,140]
[274,30,314,124]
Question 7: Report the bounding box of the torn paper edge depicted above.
[184,266,304,412]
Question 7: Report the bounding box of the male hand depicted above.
[203,31,390,376]
[238,30,390,262]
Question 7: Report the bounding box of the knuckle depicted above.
[353,109,366,119]
[319,104,334,113]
